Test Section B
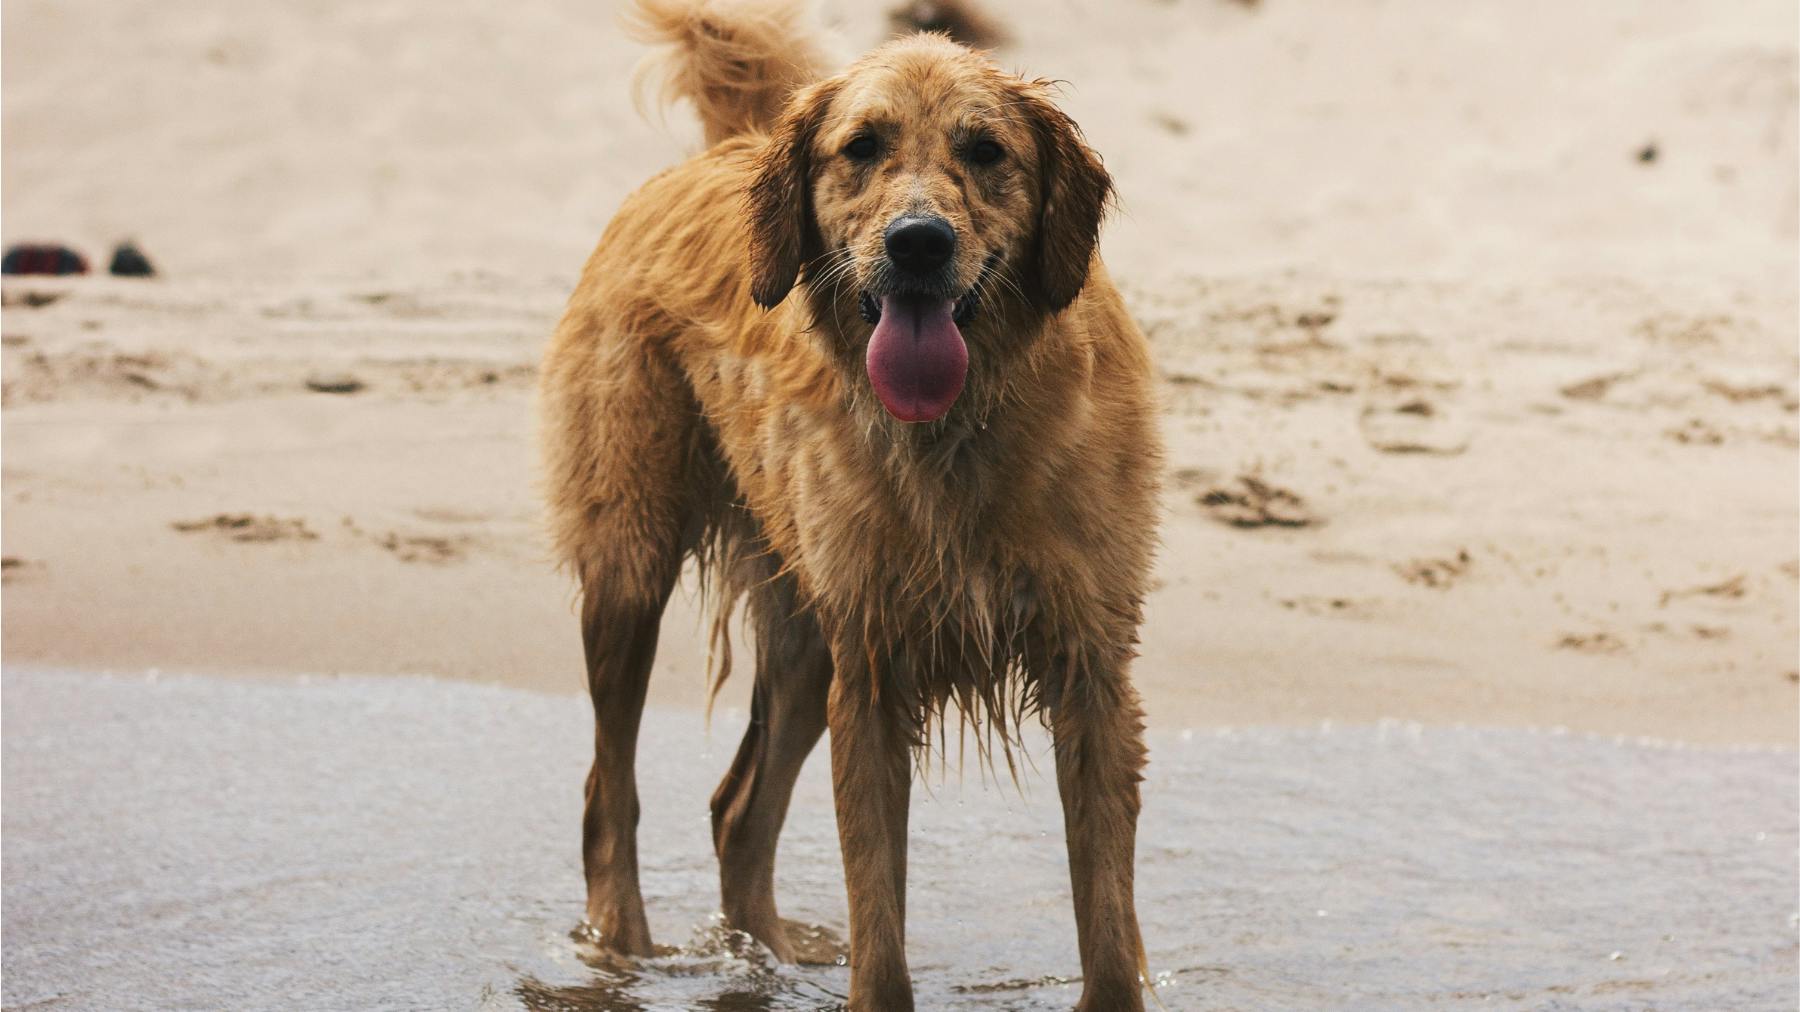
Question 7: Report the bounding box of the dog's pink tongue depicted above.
[865,296,967,422]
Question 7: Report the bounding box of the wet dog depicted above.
[538,2,1161,1008]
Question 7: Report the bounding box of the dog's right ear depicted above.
[746,80,839,309]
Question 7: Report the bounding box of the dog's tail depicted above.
[627,0,831,145]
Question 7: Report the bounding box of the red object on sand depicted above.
[2,244,89,275]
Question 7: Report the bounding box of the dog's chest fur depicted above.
[699,336,1135,683]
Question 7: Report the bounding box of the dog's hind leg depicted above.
[542,320,708,956]
[709,568,833,962]
[576,573,678,955]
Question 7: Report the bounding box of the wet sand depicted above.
[4,667,1794,1010]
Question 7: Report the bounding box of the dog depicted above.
[538,2,1161,1008]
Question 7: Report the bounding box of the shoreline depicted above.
[12,664,1796,757]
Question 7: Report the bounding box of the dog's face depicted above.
[747,35,1112,422]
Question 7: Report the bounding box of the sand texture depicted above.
[3,0,1796,744]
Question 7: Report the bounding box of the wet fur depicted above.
[539,3,1161,1008]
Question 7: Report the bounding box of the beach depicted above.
[4,0,1795,743]
[3,0,1796,1007]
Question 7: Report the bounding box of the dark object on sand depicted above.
[109,241,156,277]
[1637,142,1658,164]
[889,0,1006,48]
[2,244,88,276]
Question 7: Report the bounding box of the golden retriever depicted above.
[538,2,1161,1008]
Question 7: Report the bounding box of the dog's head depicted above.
[746,34,1113,423]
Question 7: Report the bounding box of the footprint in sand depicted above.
[171,514,318,542]
[1198,475,1318,528]
[1700,375,1798,411]
[340,517,472,564]
[1167,466,1221,490]
[1279,595,1374,618]
[1359,398,1470,455]
[374,532,468,564]
[1395,550,1473,589]
[1633,313,1735,348]
[1644,621,1732,642]
[1554,631,1628,655]
[1664,418,1725,445]
[1560,371,1636,402]
[1658,574,1747,608]
[304,372,365,395]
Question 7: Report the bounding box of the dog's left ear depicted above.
[746,80,839,309]
[1022,86,1114,313]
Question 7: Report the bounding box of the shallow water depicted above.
[3,668,1794,1011]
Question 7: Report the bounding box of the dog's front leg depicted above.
[827,663,914,1011]
[1050,668,1150,1012]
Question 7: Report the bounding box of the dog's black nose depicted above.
[883,216,956,276]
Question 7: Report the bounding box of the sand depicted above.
[3,0,1797,745]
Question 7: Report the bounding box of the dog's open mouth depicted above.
[857,259,994,423]
[861,294,968,423]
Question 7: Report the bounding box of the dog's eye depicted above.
[844,134,880,160]
[969,140,1004,165]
